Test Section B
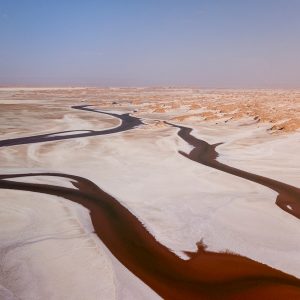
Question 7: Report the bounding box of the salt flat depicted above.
[0,88,299,299]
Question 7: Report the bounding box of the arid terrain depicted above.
[0,87,299,299]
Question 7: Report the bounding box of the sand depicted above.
[0,87,299,299]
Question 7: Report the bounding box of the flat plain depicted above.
[0,87,299,299]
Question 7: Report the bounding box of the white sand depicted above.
[0,100,299,299]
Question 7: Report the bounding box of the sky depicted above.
[1,0,300,88]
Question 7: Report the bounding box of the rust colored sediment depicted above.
[1,106,300,298]
[167,123,300,220]
[0,173,300,299]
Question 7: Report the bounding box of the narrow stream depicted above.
[0,106,299,299]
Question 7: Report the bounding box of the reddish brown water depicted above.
[1,172,300,299]
[168,123,300,220]
[1,106,300,298]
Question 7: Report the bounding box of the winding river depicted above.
[167,122,300,220]
[0,105,299,299]
[0,105,143,148]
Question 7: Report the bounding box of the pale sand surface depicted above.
[0,88,299,299]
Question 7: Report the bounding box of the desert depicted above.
[0,87,299,299]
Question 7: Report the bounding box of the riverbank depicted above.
[0,88,299,299]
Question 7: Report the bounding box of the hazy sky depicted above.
[1,0,300,87]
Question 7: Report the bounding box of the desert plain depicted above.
[0,87,299,299]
